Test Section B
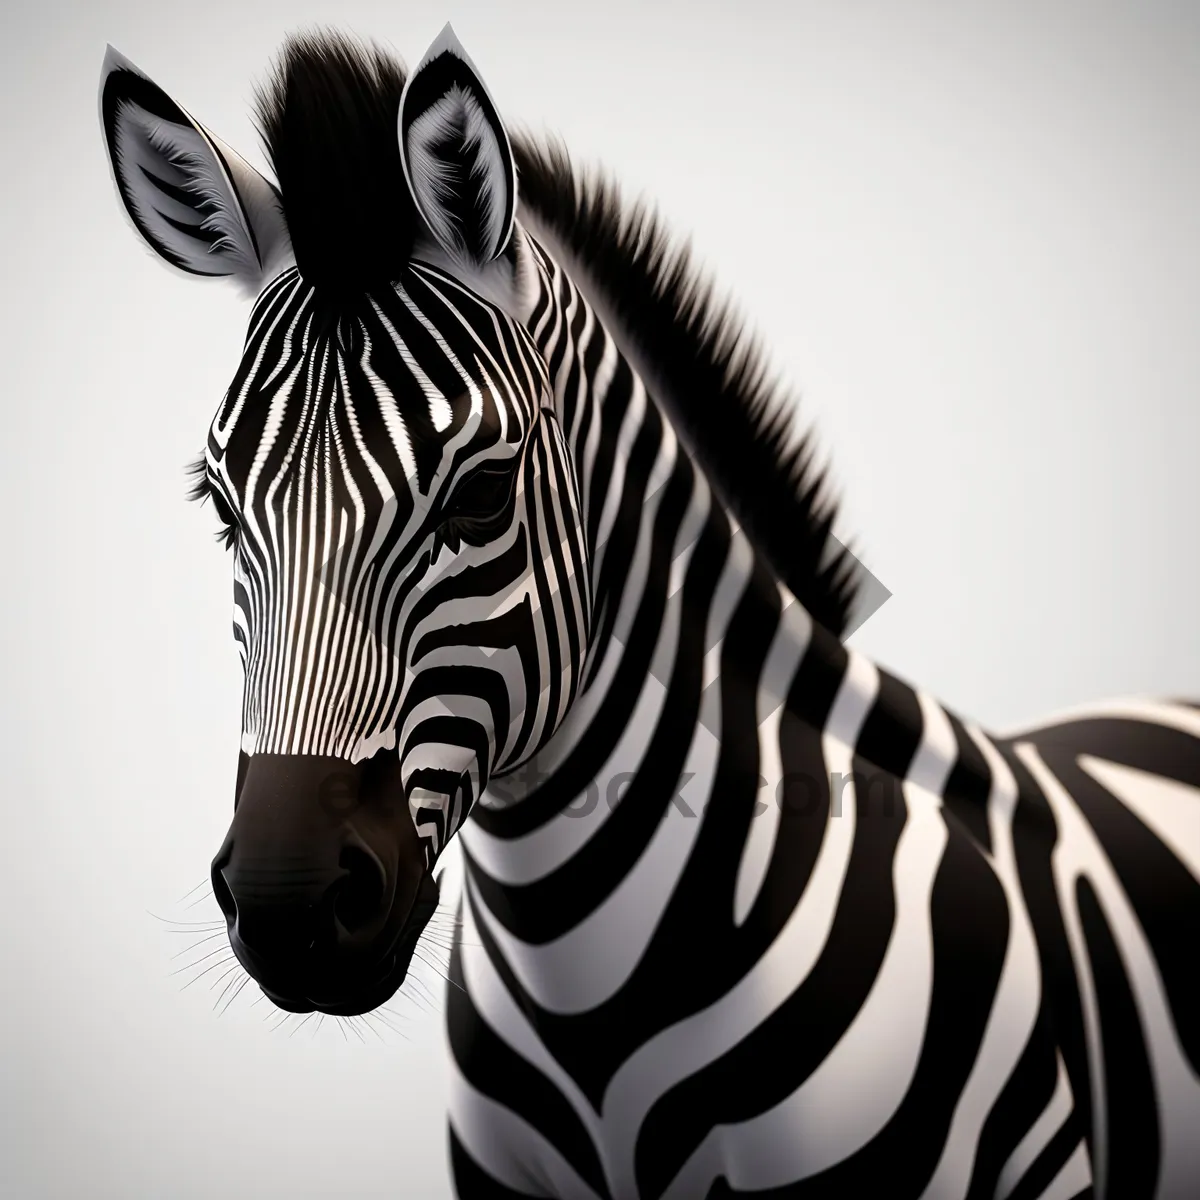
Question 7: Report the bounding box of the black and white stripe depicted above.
[443,237,1200,1198]
[99,25,1200,1199]
[204,259,590,864]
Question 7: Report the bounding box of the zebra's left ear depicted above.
[98,45,290,295]
[398,24,517,270]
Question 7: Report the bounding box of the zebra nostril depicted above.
[334,844,386,933]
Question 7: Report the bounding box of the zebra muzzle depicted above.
[210,749,437,1013]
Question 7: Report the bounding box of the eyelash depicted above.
[185,455,239,551]
[208,488,240,551]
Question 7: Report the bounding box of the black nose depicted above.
[213,832,386,956]
[210,751,419,993]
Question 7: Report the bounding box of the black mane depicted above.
[253,30,418,293]
[510,136,858,635]
[246,30,858,635]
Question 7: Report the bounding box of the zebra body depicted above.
[445,238,1200,1199]
[97,24,1200,1200]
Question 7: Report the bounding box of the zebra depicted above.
[98,24,1200,1200]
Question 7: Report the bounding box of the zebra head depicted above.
[100,28,590,1015]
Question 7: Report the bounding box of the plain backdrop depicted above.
[2,1,1197,1197]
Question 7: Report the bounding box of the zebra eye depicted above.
[208,486,241,551]
[440,462,518,548]
[446,463,517,522]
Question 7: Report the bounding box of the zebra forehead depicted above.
[211,265,540,497]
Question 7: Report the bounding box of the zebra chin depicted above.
[210,749,443,1016]
[256,885,439,1017]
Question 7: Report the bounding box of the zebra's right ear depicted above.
[98,45,290,294]
[397,24,517,271]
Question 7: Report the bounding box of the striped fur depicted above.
[443,237,1200,1199]
[200,260,589,863]
[99,28,1200,1199]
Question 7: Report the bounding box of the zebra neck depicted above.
[464,449,1000,954]
[477,262,988,844]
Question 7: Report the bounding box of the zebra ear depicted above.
[397,24,517,270]
[98,45,290,293]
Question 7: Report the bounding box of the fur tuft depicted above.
[510,134,859,636]
[184,452,210,503]
[252,29,418,294]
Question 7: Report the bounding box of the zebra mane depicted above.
[244,28,858,635]
[510,135,859,636]
[252,29,419,294]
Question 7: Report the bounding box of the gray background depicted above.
[2,1,1197,1196]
